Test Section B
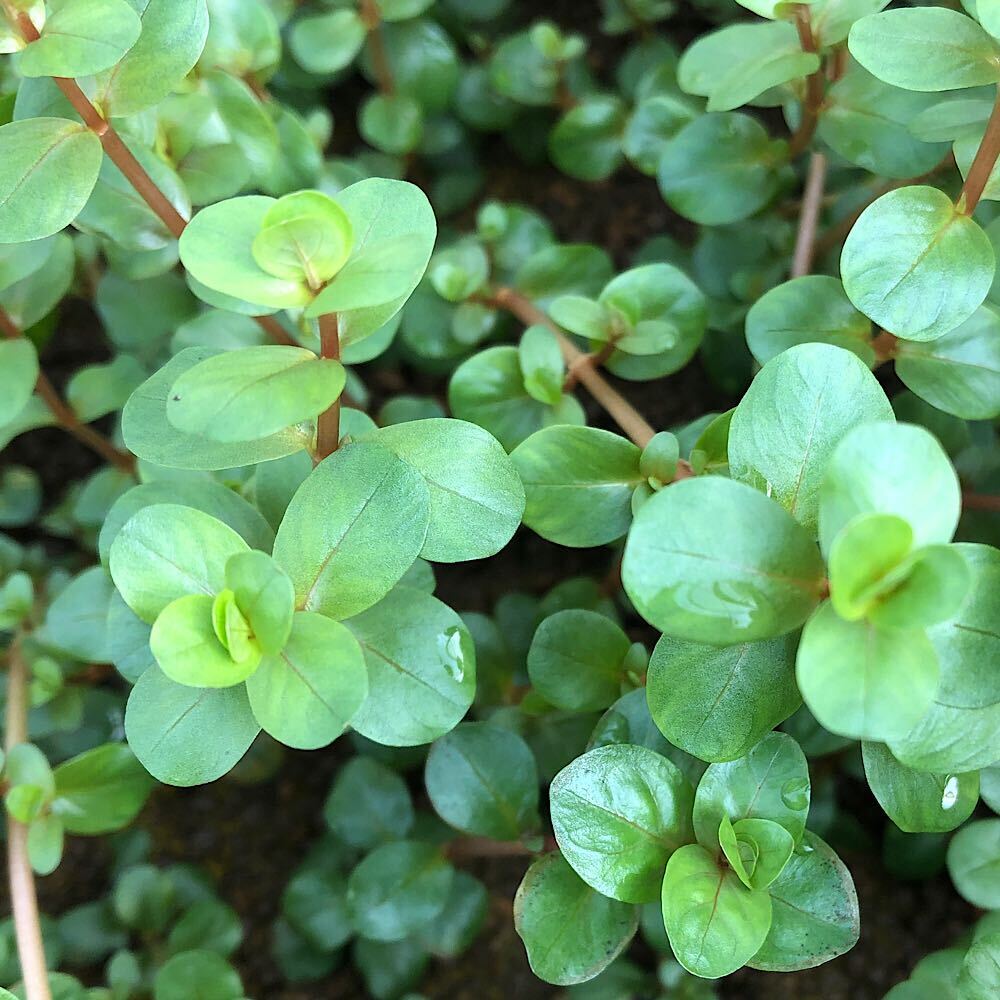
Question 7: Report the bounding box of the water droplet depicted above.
[780,778,810,812]
[439,626,466,682]
[941,775,960,810]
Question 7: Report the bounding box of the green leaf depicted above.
[245,611,368,750]
[862,741,978,833]
[729,343,894,533]
[425,722,540,840]
[550,743,694,903]
[304,178,437,344]
[512,426,641,548]
[849,8,1000,91]
[868,544,971,631]
[527,609,632,712]
[150,594,259,688]
[272,441,430,620]
[896,305,1000,420]
[38,565,112,661]
[678,21,820,113]
[514,852,638,987]
[548,96,627,182]
[622,477,826,644]
[346,840,453,942]
[109,503,249,624]
[692,732,810,851]
[324,757,414,850]
[518,324,564,406]
[125,666,260,786]
[658,113,785,226]
[27,814,63,876]
[346,586,476,747]
[720,816,795,891]
[959,933,1000,1000]
[123,348,312,470]
[359,92,424,155]
[0,339,38,425]
[18,0,141,78]
[51,744,151,835]
[796,601,939,742]
[947,819,1000,908]
[95,0,210,117]
[647,634,800,764]
[251,190,354,287]
[371,418,525,563]
[224,551,294,656]
[167,899,242,958]
[289,8,366,74]
[166,345,345,443]
[748,831,860,972]
[0,118,103,243]
[66,355,145,423]
[153,950,243,1000]
[818,421,962,555]
[179,196,313,310]
[661,844,772,979]
[841,185,994,342]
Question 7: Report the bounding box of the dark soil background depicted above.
[4,1,986,997]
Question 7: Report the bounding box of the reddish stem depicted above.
[360,0,395,95]
[315,313,342,460]
[963,492,1000,512]
[791,151,827,278]
[958,88,1000,215]
[787,6,824,159]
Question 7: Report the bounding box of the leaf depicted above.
[0,118,103,243]
[224,551,294,655]
[66,355,146,422]
[28,814,63,875]
[179,196,313,310]
[818,421,962,556]
[95,0,210,117]
[841,185,994,342]
[153,950,243,1000]
[647,634,800,763]
[514,852,638,987]
[252,190,354,287]
[849,7,1000,92]
[720,816,795,891]
[527,609,632,712]
[662,844,772,979]
[289,8,366,74]
[346,840,454,942]
[323,757,414,850]
[621,477,826,644]
[729,343,894,534]
[346,586,476,747]
[150,594,259,688]
[166,345,345,443]
[109,503,249,624]
[795,601,939,742]
[123,348,311,470]
[18,0,141,78]
[549,743,694,903]
[245,611,368,750]
[868,544,971,631]
[862,742,978,833]
[896,305,1000,420]
[424,722,540,840]
[38,566,112,661]
[959,933,1000,1000]
[658,113,785,226]
[371,418,525,563]
[749,831,860,972]
[51,744,151,835]
[745,275,875,367]
[0,339,38,425]
[678,21,820,113]
[548,96,627,182]
[124,666,260,786]
[947,819,1000,908]
[692,732,810,851]
[272,441,430,620]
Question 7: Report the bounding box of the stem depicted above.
[315,314,341,460]
[445,835,559,860]
[958,88,1000,215]
[563,341,617,391]
[962,492,1000,512]
[0,306,136,473]
[791,151,828,278]
[360,0,395,95]
[787,5,824,160]
[871,329,899,364]
[4,643,52,1000]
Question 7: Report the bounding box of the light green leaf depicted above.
[245,611,368,750]
[0,118,103,243]
[51,744,151,835]
[947,819,1000,908]
[841,185,994,342]
[272,441,430,620]
[550,743,694,903]
[0,339,38,425]
[289,8,366,74]
[224,551,293,655]
[720,816,795,891]
[66,355,146,423]
[622,477,826,644]
[514,852,638,987]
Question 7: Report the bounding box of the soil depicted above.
[3,3,985,999]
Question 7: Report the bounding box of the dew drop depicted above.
[440,626,466,682]
[941,775,960,810]
[780,777,810,812]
